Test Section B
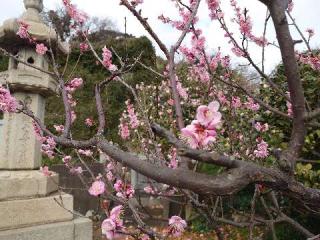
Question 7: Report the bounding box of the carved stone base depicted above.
[0,216,92,240]
[0,193,73,230]
[0,170,58,200]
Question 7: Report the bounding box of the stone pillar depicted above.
[0,1,92,239]
[0,92,44,169]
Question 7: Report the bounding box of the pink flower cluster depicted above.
[298,53,320,71]
[88,180,105,196]
[64,77,84,123]
[85,118,93,127]
[0,87,17,113]
[17,20,30,39]
[66,78,83,93]
[102,46,117,71]
[206,0,222,20]
[54,124,64,133]
[114,179,135,199]
[158,2,198,31]
[231,96,242,109]
[306,28,315,38]
[168,216,187,237]
[182,101,222,148]
[79,42,89,52]
[41,137,56,159]
[62,0,88,25]
[244,97,260,111]
[17,21,49,55]
[101,206,124,239]
[119,100,140,140]
[126,100,139,129]
[180,33,230,83]
[254,122,269,132]
[230,0,267,47]
[36,43,48,55]
[119,122,130,140]
[40,166,52,177]
[106,162,115,181]
[61,155,83,174]
[78,149,93,157]
[253,139,269,158]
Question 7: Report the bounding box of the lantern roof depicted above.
[0,0,69,54]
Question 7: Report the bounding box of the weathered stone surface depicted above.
[0,216,92,240]
[0,193,74,230]
[0,170,59,200]
[0,92,45,170]
[0,0,69,54]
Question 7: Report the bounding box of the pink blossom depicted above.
[244,97,260,111]
[88,180,105,196]
[144,185,155,194]
[0,87,17,113]
[306,28,315,38]
[207,0,221,20]
[114,179,123,192]
[231,96,242,109]
[78,149,93,157]
[119,123,130,140]
[33,121,44,142]
[106,171,114,181]
[62,155,72,164]
[126,100,139,129]
[217,91,227,105]
[196,101,221,127]
[168,216,187,237]
[106,162,115,171]
[101,219,117,239]
[231,47,244,57]
[254,122,269,132]
[176,82,188,100]
[114,179,135,199]
[17,20,30,39]
[182,101,222,148]
[70,78,83,88]
[40,166,52,177]
[101,205,124,239]
[54,125,64,133]
[62,0,88,25]
[70,166,83,174]
[41,137,56,159]
[254,139,269,158]
[36,43,48,55]
[140,234,150,240]
[102,46,117,71]
[79,42,89,52]
[85,118,93,127]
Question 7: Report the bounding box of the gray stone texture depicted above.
[0,170,59,200]
[0,193,73,230]
[0,217,92,240]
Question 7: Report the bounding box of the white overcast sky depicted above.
[1,0,320,73]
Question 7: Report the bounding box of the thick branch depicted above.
[264,0,306,173]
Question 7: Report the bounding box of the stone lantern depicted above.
[0,1,92,239]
